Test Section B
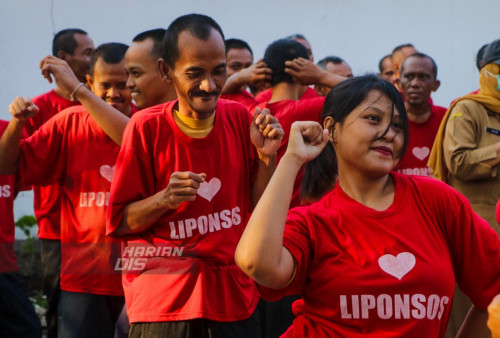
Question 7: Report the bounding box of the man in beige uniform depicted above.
[429,38,500,338]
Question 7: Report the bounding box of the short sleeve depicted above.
[106,115,157,236]
[445,188,500,309]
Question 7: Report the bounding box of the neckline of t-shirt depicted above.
[335,172,404,217]
[164,100,220,147]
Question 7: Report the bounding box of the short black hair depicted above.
[88,43,129,77]
[378,54,392,73]
[163,13,225,69]
[400,52,438,79]
[52,28,88,56]
[264,39,309,86]
[132,28,166,59]
[286,33,307,41]
[317,56,345,70]
[225,38,252,56]
[392,43,415,55]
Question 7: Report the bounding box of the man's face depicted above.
[380,57,395,83]
[325,61,353,78]
[294,38,314,62]
[87,58,132,116]
[399,56,440,106]
[167,28,227,119]
[226,48,253,77]
[125,39,169,110]
[65,33,95,83]
[393,46,417,80]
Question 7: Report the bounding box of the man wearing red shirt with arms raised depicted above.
[0,42,134,338]
[107,13,283,338]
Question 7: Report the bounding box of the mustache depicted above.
[191,90,220,97]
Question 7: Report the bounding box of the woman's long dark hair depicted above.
[300,74,408,202]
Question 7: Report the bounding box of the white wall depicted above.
[1,0,499,234]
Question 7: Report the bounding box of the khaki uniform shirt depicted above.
[443,99,500,234]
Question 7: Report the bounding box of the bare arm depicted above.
[285,57,346,88]
[236,121,329,288]
[39,55,129,145]
[222,60,272,94]
[113,171,206,236]
[0,97,39,174]
[457,305,491,338]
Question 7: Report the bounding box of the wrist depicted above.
[257,151,276,166]
[70,82,85,101]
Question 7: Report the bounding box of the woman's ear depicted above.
[324,116,336,143]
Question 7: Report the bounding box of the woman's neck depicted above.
[337,168,395,211]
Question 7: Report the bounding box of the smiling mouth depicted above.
[373,146,393,156]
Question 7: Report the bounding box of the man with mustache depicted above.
[0,42,134,338]
[107,13,283,338]
[396,53,445,177]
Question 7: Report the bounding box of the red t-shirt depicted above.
[107,99,260,323]
[220,90,258,111]
[27,90,81,240]
[0,120,20,272]
[254,97,324,207]
[259,173,500,337]
[397,104,447,177]
[18,106,123,295]
[255,87,319,103]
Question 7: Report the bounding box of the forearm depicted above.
[251,153,277,206]
[0,119,25,174]
[236,153,302,288]
[457,305,491,338]
[221,73,246,94]
[319,72,346,88]
[74,86,129,145]
[114,190,172,236]
[447,144,500,180]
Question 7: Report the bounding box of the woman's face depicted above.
[327,90,404,178]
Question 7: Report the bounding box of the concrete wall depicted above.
[1,0,499,235]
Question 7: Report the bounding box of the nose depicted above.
[108,87,121,99]
[200,76,216,92]
[126,76,135,89]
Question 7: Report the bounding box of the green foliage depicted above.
[30,290,48,309]
[15,215,37,252]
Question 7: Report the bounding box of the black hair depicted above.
[286,33,307,41]
[132,28,166,59]
[400,52,438,79]
[162,13,225,68]
[378,54,392,73]
[225,38,253,56]
[392,43,415,55]
[301,74,409,202]
[52,28,88,56]
[263,39,308,86]
[317,56,345,70]
[88,43,129,77]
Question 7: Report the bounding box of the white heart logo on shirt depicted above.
[378,252,416,280]
[100,165,115,183]
[197,177,221,202]
[412,147,430,161]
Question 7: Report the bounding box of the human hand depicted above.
[160,172,206,210]
[284,121,329,164]
[39,55,83,99]
[250,107,283,158]
[488,294,500,338]
[9,96,39,122]
[240,59,272,87]
[284,57,324,86]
